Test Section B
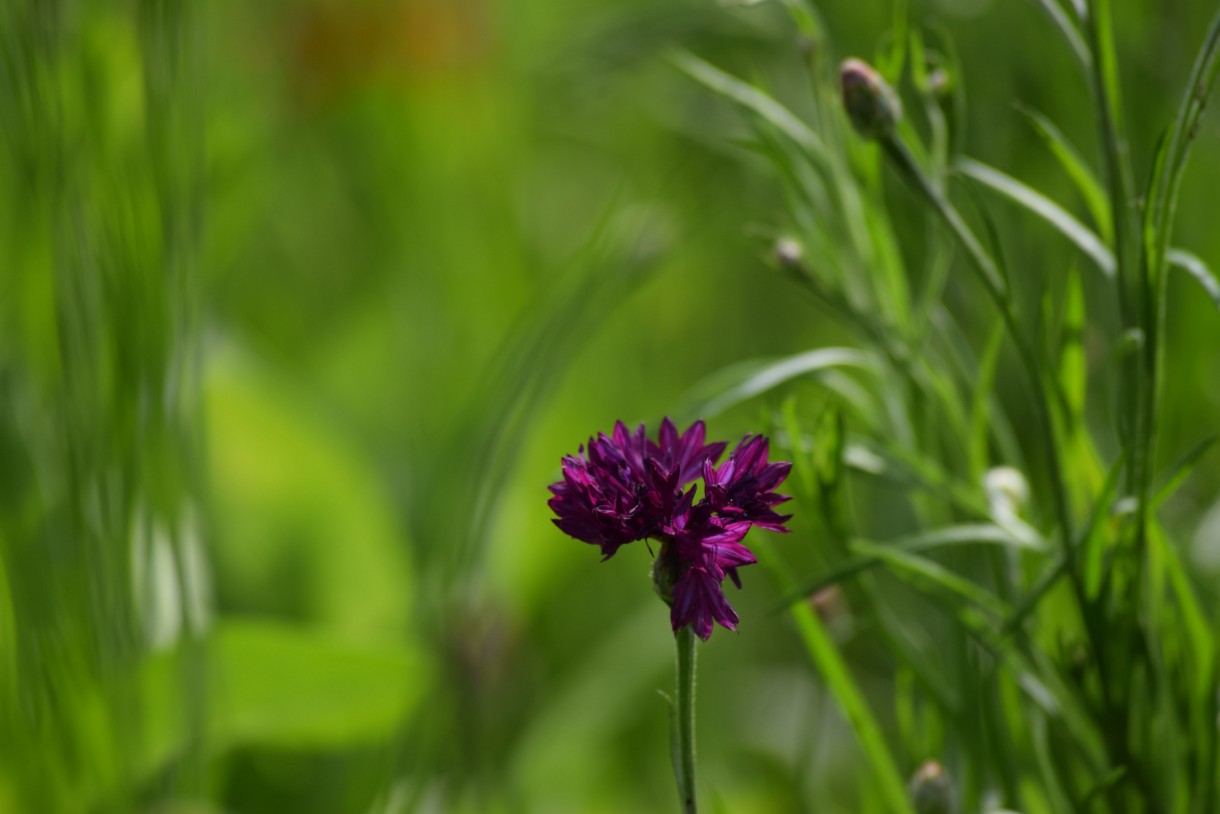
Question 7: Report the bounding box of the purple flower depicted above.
[548,418,791,640]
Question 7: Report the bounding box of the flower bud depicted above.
[927,68,951,101]
[774,237,804,270]
[839,58,902,139]
[651,541,679,606]
[808,585,844,623]
[909,760,956,814]
[984,466,1029,519]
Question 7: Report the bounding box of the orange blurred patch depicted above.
[288,0,495,105]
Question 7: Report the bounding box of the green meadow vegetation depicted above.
[3,0,1220,811]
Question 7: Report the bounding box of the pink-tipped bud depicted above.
[909,760,956,814]
[839,58,902,140]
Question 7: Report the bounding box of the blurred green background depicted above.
[2,0,1219,811]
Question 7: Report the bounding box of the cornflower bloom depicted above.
[548,418,791,639]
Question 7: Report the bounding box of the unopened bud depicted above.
[839,58,902,139]
[984,466,1029,518]
[927,68,951,101]
[651,541,679,606]
[909,760,955,814]
[774,237,804,270]
[808,585,844,623]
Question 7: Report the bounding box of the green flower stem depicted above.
[879,135,1075,549]
[882,138,1010,308]
[671,625,698,814]
[877,132,1124,714]
[880,128,1148,802]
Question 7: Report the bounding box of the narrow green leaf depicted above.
[1000,554,1068,638]
[1022,0,1091,73]
[934,308,1025,471]
[968,320,1005,480]
[1089,0,1126,135]
[1078,452,1126,600]
[755,539,917,814]
[849,438,992,518]
[1142,128,1174,287]
[911,355,972,460]
[1017,105,1110,239]
[678,347,880,420]
[1143,516,1210,809]
[939,596,1109,774]
[1059,264,1087,420]
[1138,539,1187,810]
[849,541,1109,768]
[811,404,847,499]
[955,165,1014,293]
[752,123,833,227]
[1029,711,1079,812]
[1168,248,1220,312]
[849,540,1012,619]
[1152,435,1216,509]
[669,50,832,169]
[908,26,929,97]
[1144,8,1220,282]
[1149,520,1215,700]
[875,0,908,84]
[779,397,817,502]
[1001,453,1125,633]
[956,157,1115,278]
[1079,767,1129,806]
[876,602,961,718]
[1189,654,1220,812]
[777,0,824,41]
[780,524,1045,608]
[837,535,1109,776]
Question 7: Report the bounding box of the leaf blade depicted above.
[956,156,1116,278]
[679,347,881,420]
[1168,248,1220,312]
[1017,104,1111,239]
[669,49,832,169]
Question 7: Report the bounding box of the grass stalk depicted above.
[879,136,1076,551]
[757,538,916,814]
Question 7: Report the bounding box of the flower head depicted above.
[548,419,791,640]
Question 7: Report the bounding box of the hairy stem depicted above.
[671,625,698,814]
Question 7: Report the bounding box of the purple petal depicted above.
[659,417,680,452]
[710,540,757,570]
[671,566,739,640]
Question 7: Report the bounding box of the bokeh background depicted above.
[2,0,1219,811]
